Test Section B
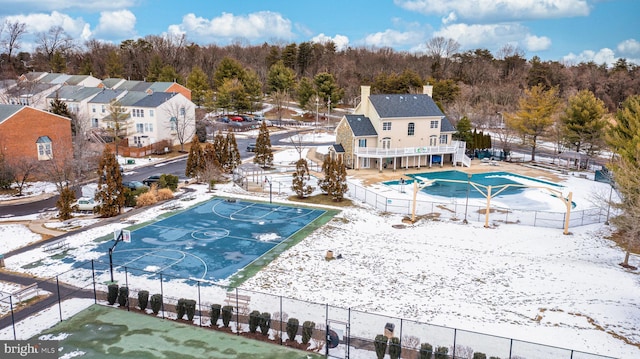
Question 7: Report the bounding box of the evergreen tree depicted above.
[295,76,315,111]
[49,96,74,135]
[318,156,332,194]
[253,121,273,168]
[225,132,241,172]
[56,185,76,220]
[186,66,211,107]
[158,64,183,84]
[146,54,163,82]
[185,135,204,180]
[314,72,344,112]
[95,148,125,217]
[291,158,314,198]
[453,116,473,147]
[213,130,228,170]
[511,84,561,161]
[331,156,348,202]
[561,89,608,158]
[605,95,640,267]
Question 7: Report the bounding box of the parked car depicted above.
[239,114,253,122]
[142,174,162,186]
[255,117,272,126]
[253,113,265,121]
[217,116,230,123]
[229,115,243,122]
[72,197,100,212]
[246,143,256,152]
[123,181,148,191]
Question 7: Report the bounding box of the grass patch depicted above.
[287,193,354,207]
[21,259,45,269]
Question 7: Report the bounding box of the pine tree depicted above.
[185,135,204,180]
[186,66,211,107]
[56,185,76,220]
[95,148,125,217]
[225,132,241,172]
[562,89,608,158]
[330,156,348,202]
[319,156,333,194]
[254,121,274,168]
[213,130,228,170]
[605,95,640,267]
[291,158,313,198]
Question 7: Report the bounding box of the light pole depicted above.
[264,177,273,203]
[463,173,471,224]
[315,96,319,128]
[327,98,331,124]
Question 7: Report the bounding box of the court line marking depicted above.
[111,248,209,280]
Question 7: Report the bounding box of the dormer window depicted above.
[36,136,52,160]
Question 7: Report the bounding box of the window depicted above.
[36,136,52,160]
[180,107,186,117]
[358,139,367,147]
[132,109,145,118]
[144,123,153,132]
[429,135,437,146]
[440,134,448,144]
[382,137,391,149]
[91,118,99,128]
[430,120,439,129]
[92,105,96,113]
[101,105,105,113]
[382,122,391,131]
[407,122,415,136]
[136,123,144,133]
[170,117,177,131]
[149,109,154,117]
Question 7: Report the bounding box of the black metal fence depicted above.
[0,260,618,359]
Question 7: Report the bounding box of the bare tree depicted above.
[36,26,74,62]
[104,100,132,157]
[164,101,196,152]
[10,156,40,196]
[3,20,27,60]
[424,36,460,79]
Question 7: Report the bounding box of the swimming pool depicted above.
[385,170,562,199]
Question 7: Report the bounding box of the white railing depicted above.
[354,145,458,156]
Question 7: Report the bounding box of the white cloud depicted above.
[363,28,426,49]
[169,11,294,44]
[617,39,640,56]
[311,33,350,51]
[523,34,552,52]
[0,0,137,14]
[562,48,617,66]
[94,10,137,40]
[395,0,590,21]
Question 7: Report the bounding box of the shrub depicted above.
[159,174,179,191]
[117,286,129,307]
[286,318,299,342]
[177,298,187,319]
[389,337,401,359]
[107,284,118,305]
[150,294,163,314]
[156,188,174,201]
[419,343,433,359]
[434,346,449,359]
[136,191,158,207]
[221,305,234,327]
[137,290,149,310]
[301,320,315,345]
[259,312,271,336]
[473,353,487,359]
[185,299,197,321]
[210,304,221,327]
[249,310,261,333]
[374,335,388,359]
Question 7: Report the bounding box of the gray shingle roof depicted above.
[88,89,126,104]
[369,94,444,118]
[0,104,23,125]
[118,91,152,106]
[345,114,378,137]
[47,86,102,101]
[101,78,123,89]
[441,117,455,132]
[132,92,177,107]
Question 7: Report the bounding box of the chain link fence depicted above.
[0,260,618,359]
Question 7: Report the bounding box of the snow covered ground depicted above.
[0,132,637,358]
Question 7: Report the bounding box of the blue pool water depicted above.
[76,198,325,282]
[385,170,562,199]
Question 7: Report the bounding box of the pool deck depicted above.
[344,160,565,186]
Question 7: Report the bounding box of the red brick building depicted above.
[0,105,73,172]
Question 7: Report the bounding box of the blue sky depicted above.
[0,0,638,66]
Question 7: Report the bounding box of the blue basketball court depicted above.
[88,198,326,282]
